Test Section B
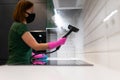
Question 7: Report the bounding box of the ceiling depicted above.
[53,0,86,10]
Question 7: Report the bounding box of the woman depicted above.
[7,0,66,65]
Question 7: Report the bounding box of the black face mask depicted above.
[26,12,35,23]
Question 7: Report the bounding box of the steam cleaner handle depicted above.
[48,38,66,49]
[56,36,67,50]
[55,29,72,50]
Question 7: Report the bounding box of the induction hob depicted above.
[43,59,93,66]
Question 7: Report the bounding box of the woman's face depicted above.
[26,6,34,16]
[25,6,36,23]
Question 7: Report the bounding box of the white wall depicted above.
[78,0,120,70]
[57,10,83,58]
[73,11,84,60]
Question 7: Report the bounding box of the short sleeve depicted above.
[16,24,28,36]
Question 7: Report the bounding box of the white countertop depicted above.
[0,64,120,80]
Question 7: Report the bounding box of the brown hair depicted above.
[13,0,34,22]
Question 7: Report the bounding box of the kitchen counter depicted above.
[0,64,120,80]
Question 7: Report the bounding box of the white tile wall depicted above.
[56,11,78,59]
[76,0,120,70]
[56,0,120,70]
[74,12,85,60]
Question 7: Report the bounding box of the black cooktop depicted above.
[44,60,93,66]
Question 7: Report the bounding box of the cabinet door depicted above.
[0,4,16,64]
[0,0,18,4]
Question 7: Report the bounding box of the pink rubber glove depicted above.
[32,52,45,58]
[33,60,46,65]
[32,52,35,56]
[48,38,66,49]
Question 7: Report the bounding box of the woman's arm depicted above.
[22,31,66,51]
[22,31,48,51]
